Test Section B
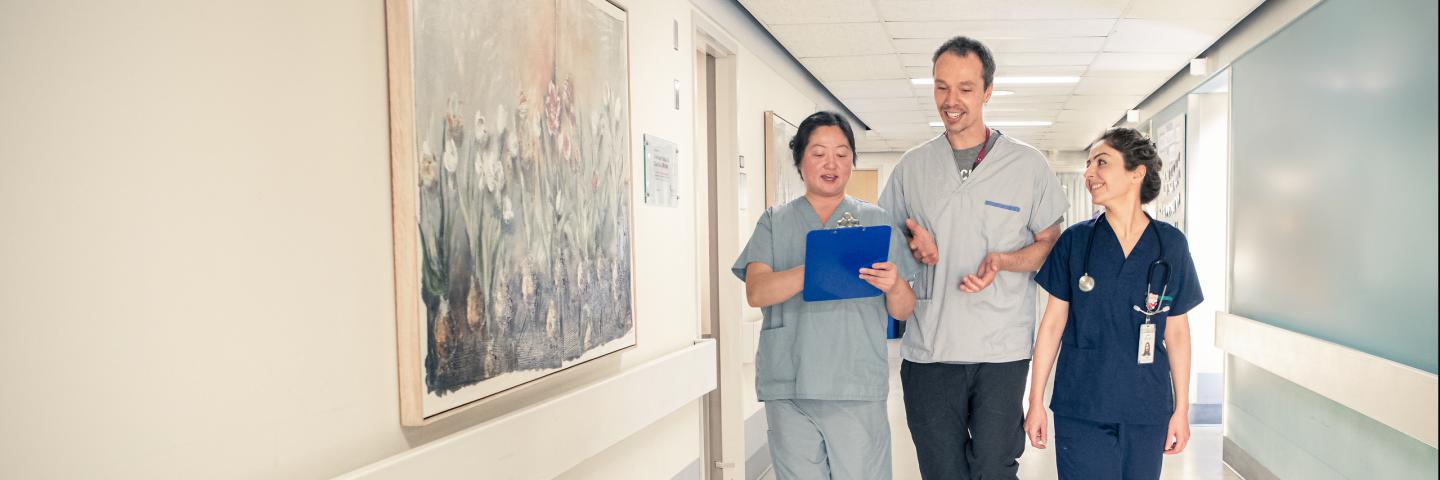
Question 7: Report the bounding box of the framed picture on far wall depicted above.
[1152,114,1186,232]
[764,111,802,208]
[384,0,637,426]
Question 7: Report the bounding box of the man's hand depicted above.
[906,218,939,266]
[959,251,1010,293]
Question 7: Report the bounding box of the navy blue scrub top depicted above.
[1036,216,1203,425]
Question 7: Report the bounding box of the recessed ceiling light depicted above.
[994,76,1081,85]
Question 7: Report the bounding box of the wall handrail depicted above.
[1215,312,1437,448]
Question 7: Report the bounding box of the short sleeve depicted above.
[1035,227,1075,302]
[878,165,911,235]
[1029,166,1069,234]
[886,210,920,282]
[732,209,776,281]
[1166,234,1205,316]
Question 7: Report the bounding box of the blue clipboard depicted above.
[802,225,891,302]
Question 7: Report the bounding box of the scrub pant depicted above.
[900,359,1029,479]
[765,399,891,480]
[1054,414,1167,480]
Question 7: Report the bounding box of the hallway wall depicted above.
[0,1,842,478]
[1225,0,1438,476]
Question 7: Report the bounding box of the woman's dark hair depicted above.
[789,111,858,174]
[1094,127,1162,204]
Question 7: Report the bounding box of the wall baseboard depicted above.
[342,340,718,479]
[1224,436,1281,480]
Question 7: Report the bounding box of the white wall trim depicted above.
[341,340,719,479]
[1215,312,1438,448]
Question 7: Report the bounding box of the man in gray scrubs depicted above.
[879,37,1067,479]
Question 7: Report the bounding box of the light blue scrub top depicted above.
[733,195,917,402]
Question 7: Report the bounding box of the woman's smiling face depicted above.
[1085,139,1143,206]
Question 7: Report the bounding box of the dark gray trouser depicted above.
[900,359,1030,480]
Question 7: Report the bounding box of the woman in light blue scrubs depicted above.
[733,111,917,479]
[1024,127,1203,479]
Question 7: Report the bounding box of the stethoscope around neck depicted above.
[1077,213,1173,319]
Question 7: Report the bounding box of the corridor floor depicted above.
[882,341,1241,480]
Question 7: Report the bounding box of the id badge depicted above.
[1137,323,1156,364]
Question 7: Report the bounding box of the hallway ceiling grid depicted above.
[738,0,1264,152]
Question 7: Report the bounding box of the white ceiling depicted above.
[739,0,1265,152]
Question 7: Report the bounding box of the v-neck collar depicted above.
[1096,213,1156,269]
[801,195,854,229]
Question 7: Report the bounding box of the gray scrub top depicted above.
[732,195,917,402]
[879,133,1068,363]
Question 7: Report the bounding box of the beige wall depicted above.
[0,0,838,478]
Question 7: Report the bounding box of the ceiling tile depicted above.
[1058,109,1125,124]
[904,65,1090,80]
[1103,19,1232,53]
[1088,52,1194,72]
[770,23,896,57]
[892,36,1107,54]
[884,19,1117,39]
[998,52,1099,67]
[987,95,1072,105]
[825,79,916,98]
[845,96,931,113]
[1072,74,1172,95]
[997,65,1090,77]
[801,55,906,81]
[739,0,881,25]
[857,110,934,125]
[985,103,1064,113]
[901,52,1096,68]
[1063,94,1145,110]
[877,0,1129,21]
[1125,0,1265,21]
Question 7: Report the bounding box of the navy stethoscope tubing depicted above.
[1077,213,1172,315]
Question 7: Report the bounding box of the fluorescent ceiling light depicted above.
[930,120,1053,128]
[994,76,1081,85]
[911,78,933,85]
[992,90,1015,96]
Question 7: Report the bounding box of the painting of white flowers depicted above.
[385,0,634,425]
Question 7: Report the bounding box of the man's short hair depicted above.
[932,36,996,89]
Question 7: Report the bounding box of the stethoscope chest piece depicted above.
[1078,274,1095,292]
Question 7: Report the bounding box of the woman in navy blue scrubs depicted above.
[1024,127,1203,479]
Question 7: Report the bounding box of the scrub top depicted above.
[733,195,917,402]
[1035,216,1204,425]
[879,133,1068,363]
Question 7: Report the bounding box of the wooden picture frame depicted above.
[763,111,802,209]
